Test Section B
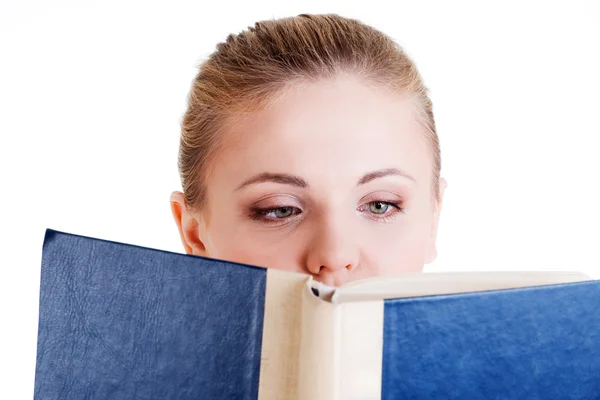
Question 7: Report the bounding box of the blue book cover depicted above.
[34,229,268,399]
[33,229,600,399]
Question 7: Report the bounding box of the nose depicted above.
[305,217,359,286]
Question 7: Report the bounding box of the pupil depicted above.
[371,202,387,214]
[275,207,292,217]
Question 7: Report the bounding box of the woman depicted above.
[170,13,446,287]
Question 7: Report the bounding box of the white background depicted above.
[1,0,599,398]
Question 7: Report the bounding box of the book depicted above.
[33,228,600,399]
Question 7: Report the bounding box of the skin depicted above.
[171,73,446,287]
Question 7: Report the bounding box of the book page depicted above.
[257,269,308,400]
[331,271,591,303]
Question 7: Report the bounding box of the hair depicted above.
[178,13,441,212]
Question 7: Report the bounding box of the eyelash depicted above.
[360,201,405,223]
[249,206,302,224]
[249,201,404,225]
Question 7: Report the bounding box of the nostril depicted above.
[316,264,355,273]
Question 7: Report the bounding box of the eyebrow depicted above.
[236,168,415,190]
[236,173,309,190]
[357,168,416,186]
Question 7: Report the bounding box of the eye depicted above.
[358,199,404,222]
[368,201,391,214]
[250,206,302,224]
[270,207,295,218]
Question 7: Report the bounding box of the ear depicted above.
[424,177,447,264]
[170,191,208,256]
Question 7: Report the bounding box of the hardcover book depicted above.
[33,229,600,399]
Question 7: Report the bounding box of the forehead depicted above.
[214,75,433,187]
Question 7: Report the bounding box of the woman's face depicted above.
[171,74,445,287]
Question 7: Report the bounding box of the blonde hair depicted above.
[178,13,441,211]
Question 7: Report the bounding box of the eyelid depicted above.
[359,190,404,204]
[250,194,304,209]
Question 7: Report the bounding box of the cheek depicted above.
[364,220,431,275]
[206,219,307,273]
[370,241,428,275]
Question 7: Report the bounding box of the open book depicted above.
[34,229,600,399]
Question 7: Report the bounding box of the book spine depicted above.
[297,279,337,399]
[297,279,384,399]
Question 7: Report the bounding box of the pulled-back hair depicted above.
[178,13,440,211]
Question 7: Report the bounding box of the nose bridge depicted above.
[306,207,359,275]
